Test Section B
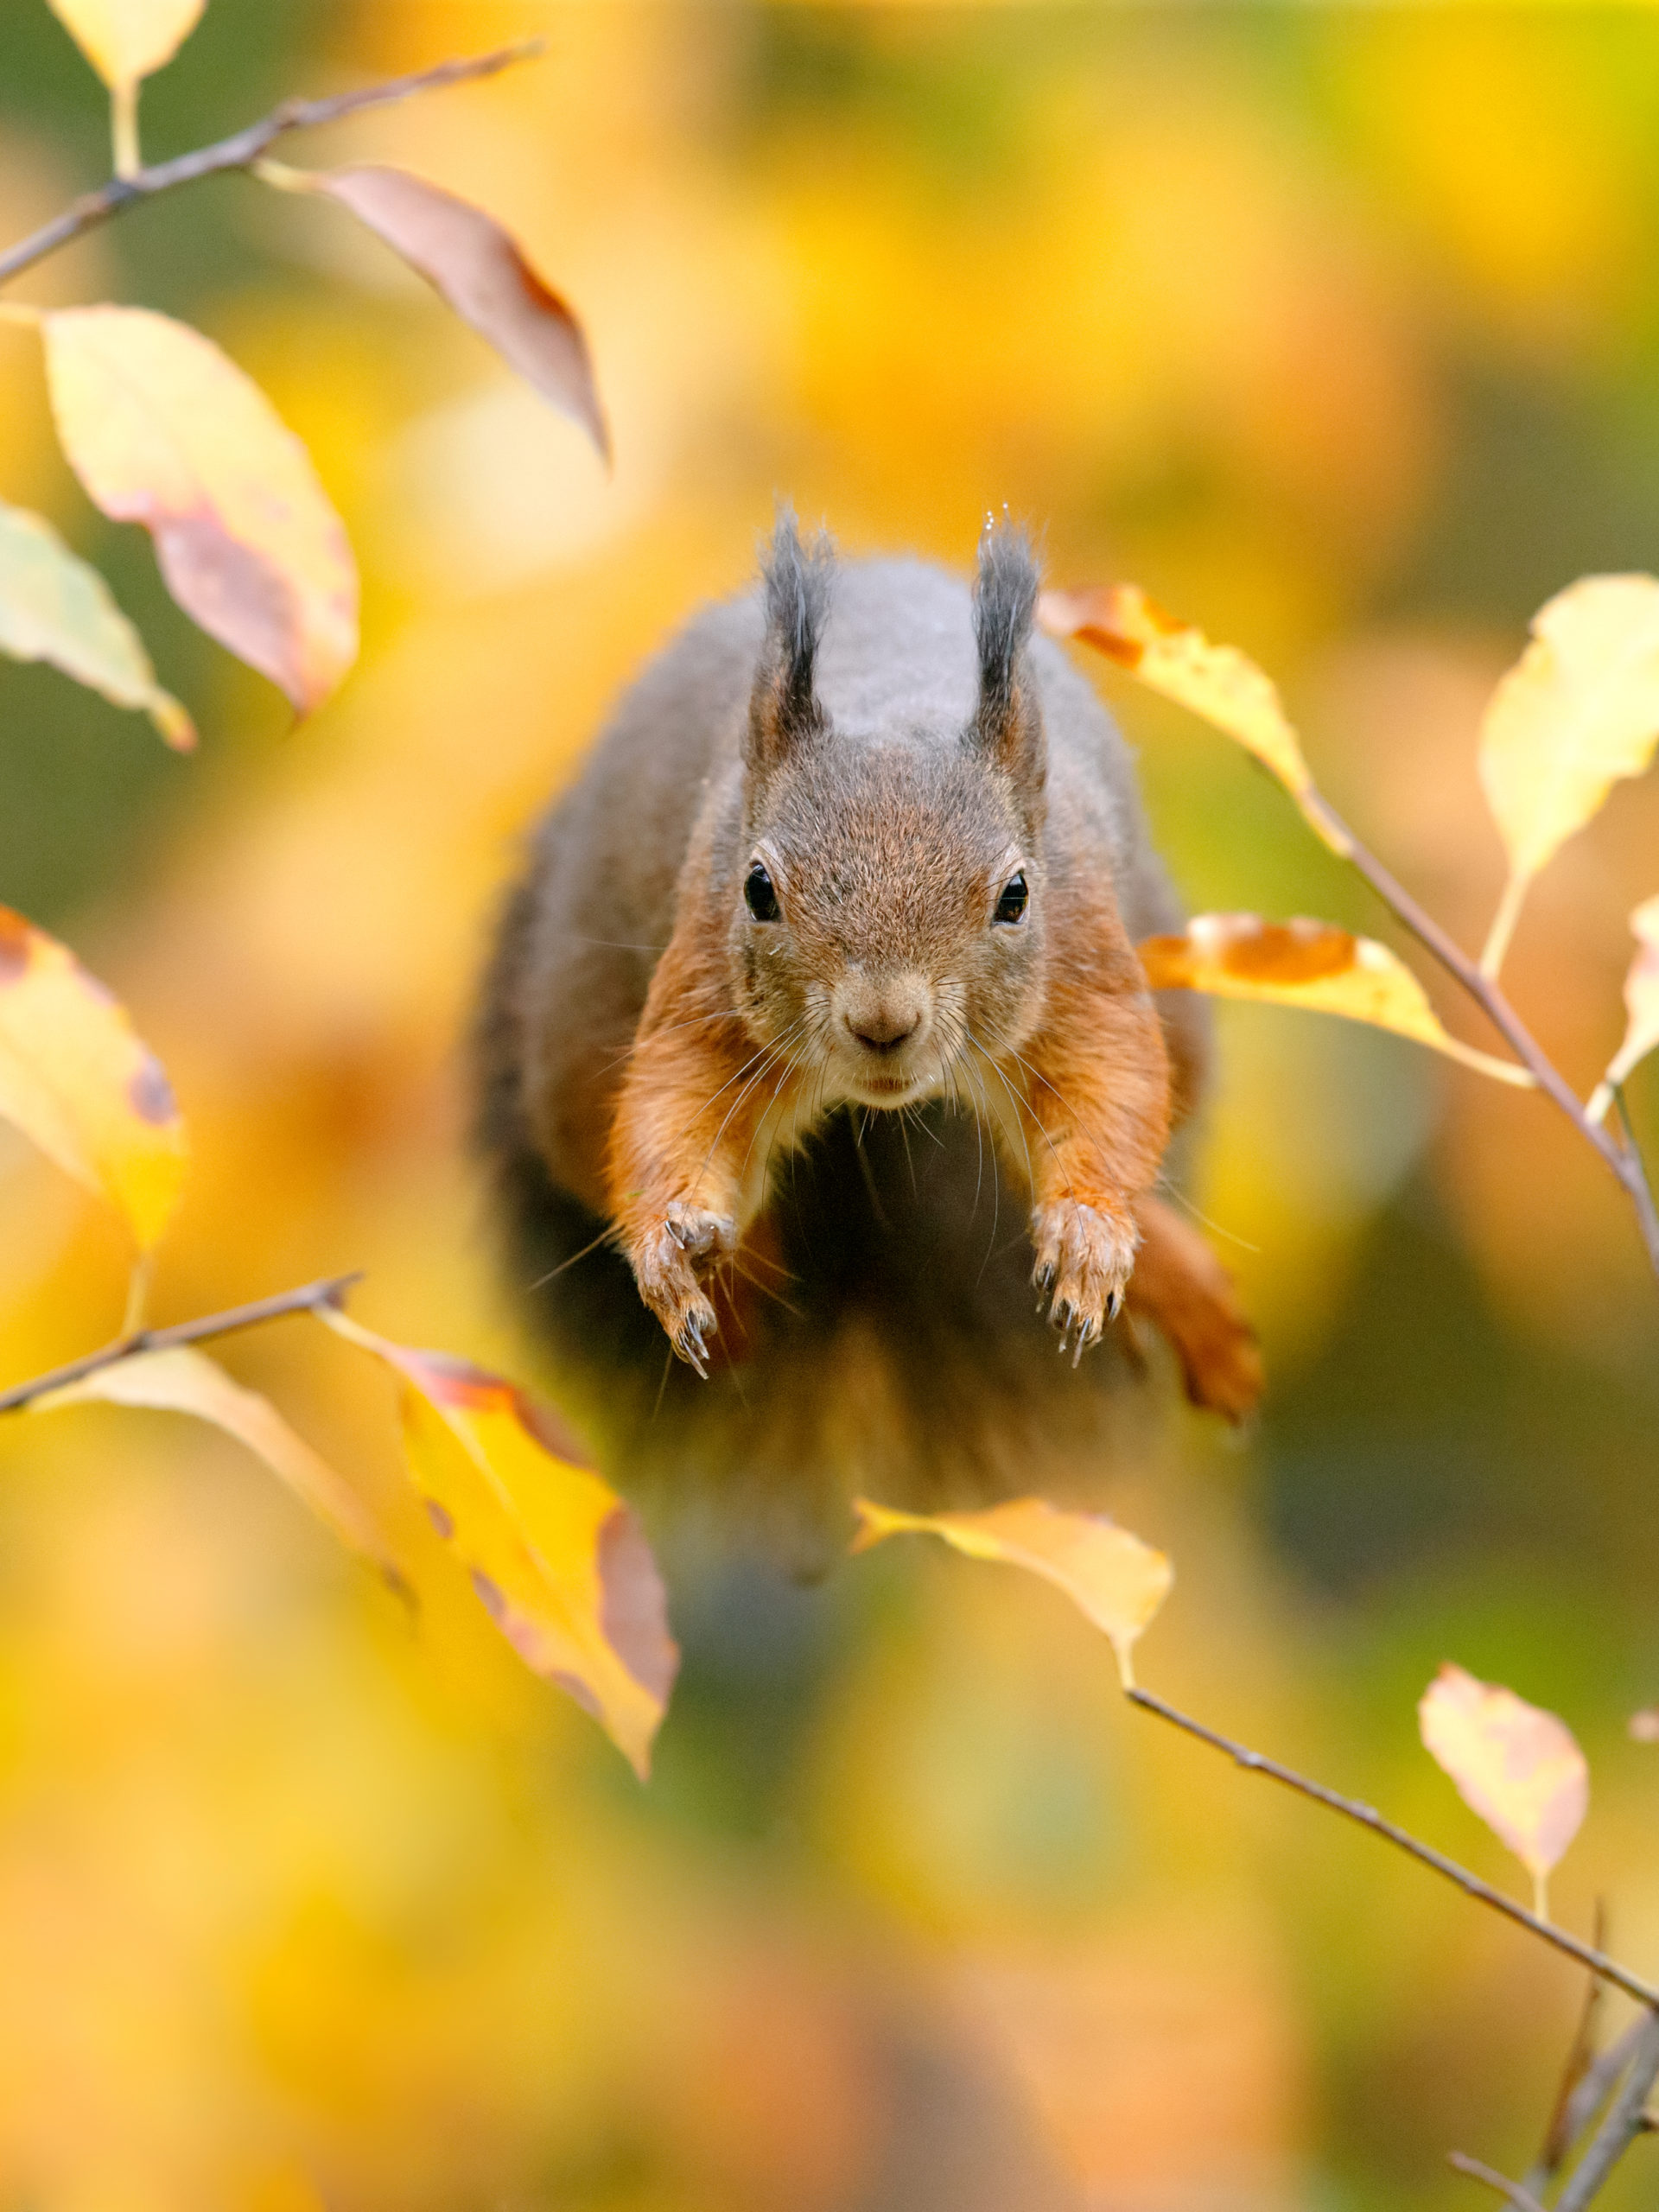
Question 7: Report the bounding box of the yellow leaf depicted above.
[47,0,205,90]
[1139,914,1535,1088]
[851,1497,1172,1688]
[1587,893,1659,1122]
[0,906,188,1249]
[0,498,193,748]
[317,168,610,463]
[43,308,359,715]
[29,1346,402,1587]
[323,1312,677,1777]
[1037,582,1351,854]
[1478,575,1659,975]
[1419,1663,1588,1918]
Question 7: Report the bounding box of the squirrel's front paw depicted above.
[1031,1198,1138,1365]
[629,1202,738,1379]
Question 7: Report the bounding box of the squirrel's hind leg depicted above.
[1125,1195,1263,1421]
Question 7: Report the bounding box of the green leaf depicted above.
[0,499,193,748]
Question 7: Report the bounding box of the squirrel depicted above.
[474,514,1260,1527]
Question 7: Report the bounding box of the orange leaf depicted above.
[0,906,187,1249]
[43,307,359,714]
[1038,582,1350,853]
[1139,914,1534,1087]
[1588,893,1659,1121]
[851,1497,1171,1688]
[47,0,205,90]
[30,1346,402,1587]
[323,1311,677,1776]
[317,168,609,463]
[1419,1663,1588,1916]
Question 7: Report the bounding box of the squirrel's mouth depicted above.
[837,1062,938,1109]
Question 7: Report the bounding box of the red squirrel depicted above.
[475,515,1259,1508]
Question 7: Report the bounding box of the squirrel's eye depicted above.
[745,861,781,923]
[994,871,1028,925]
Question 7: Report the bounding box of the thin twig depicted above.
[1554,2010,1659,2212]
[0,42,543,290]
[1125,1686,1659,2009]
[1447,2152,1549,2212]
[1297,790,1659,1280]
[0,1272,361,1414]
[1529,1910,1610,2189]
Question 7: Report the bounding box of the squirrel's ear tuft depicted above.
[749,506,836,773]
[970,512,1043,785]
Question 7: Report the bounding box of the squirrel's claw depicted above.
[629,1203,735,1378]
[675,1306,715,1379]
[1031,1198,1136,1362]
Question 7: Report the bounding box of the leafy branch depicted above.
[0,41,542,289]
[1294,784,1659,1273]
[1122,1685,1658,2009]
[1039,580,1659,1284]
[853,1497,1659,2207]
[0,1,664,1777]
[0,1270,359,1415]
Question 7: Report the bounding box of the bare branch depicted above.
[1447,2152,1548,2212]
[0,42,544,292]
[1555,2011,1659,2212]
[1297,790,1659,1281]
[1125,1686,1659,2010]
[0,1272,361,1414]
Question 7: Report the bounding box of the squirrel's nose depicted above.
[849,1009,919,1054]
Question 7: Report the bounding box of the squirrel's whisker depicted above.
[682,1014,809,1165]
[979,1020,1122,1192]
[524,1222,617,1290]
[595,1007,740,1080]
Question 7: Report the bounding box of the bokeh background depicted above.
[2,3,1658,2206]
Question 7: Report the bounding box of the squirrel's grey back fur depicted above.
[475,551,1202,1560]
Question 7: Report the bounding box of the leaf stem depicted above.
[121,1250,155,1337]
[0,41,545,291]
[1124,1684,1659,2010]
[111,82,141,182]
[0,1271,361,1415]
[1480,870,1529,983]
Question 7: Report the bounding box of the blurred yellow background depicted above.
[2,3,1658,2206]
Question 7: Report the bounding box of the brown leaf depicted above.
[323,1311,677,1776]
[0,905,188,1249]
[851,1497,1172,1688]
[1140,914,1535,1087]
[1419,1663,1588,1916]
[317,167,609,463]
[43,307,359,714]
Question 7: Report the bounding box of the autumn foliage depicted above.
[2,4,1659,2209]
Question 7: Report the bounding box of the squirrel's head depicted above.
[730,511,1048,1113]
